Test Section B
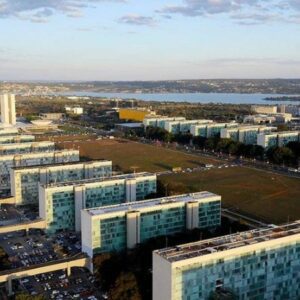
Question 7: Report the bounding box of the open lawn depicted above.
[37,134,96,142]
[57,138,300,224]
[58,138,218,173]
[160,167,300,225]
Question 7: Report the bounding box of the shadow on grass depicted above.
[154,162,172,170]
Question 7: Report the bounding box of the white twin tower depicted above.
[0,93,16,127]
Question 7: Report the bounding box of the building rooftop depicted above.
[0,149,79,160]
[156,221,300,263]
[116,123,143,128]
[85,192,220,216]
[262,131,299,136]
[226,125,276,131]
[0,141,54,148]
[41,172,155,188]
[11,160,111,171]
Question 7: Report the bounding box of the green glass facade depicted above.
[43,175,157,233]
[175,243,300,300]
[88,197,221,255]
[14,162,112,205]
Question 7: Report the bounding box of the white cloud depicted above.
[0,0,125,22]
[157,0,300,24]
[118,14,156,26]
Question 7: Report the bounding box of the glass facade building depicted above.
[10,160,112,205]
[221,126,277,145]
[81,192,221,257]
[0,141,55,155]
[39,172,157,234]
[0,150,80,195]
[257,131,300,148]
[153,221,300,300]
[191,123,237,138]
[0,135,35,144]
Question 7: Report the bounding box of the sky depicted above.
[0,0,300,80]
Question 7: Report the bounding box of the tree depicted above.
[172,133,192,145]
[109,272,141,300]
[145,126,173,143]
[15,293,45,300]
[0,247,10,271]
[267,146,295,165]
[192,136,206,148]
[287,141,300,157]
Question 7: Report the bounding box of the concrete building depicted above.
[257,131,300,148]
[119,108,156,122]
[251,105,277,114]
[244,113,293,124]
[39,172,157,234]
[65,106,84,115]
[221,126,277,145]
[164,120,213,134]
[115,123,144,135]
[243,114,276,124]
[0,141,55,155]
[0,94,16,126]
[0,128,19,136]
[0,135,35,144]
[285,105,300,117]
[278,104,286,113]
[274,113,293,123]
[0,150,79,195]
[10,160,112,206]
[81,192,221,257]
[143,116,186,129]
[153,221,300,300]
[191,123,237,138]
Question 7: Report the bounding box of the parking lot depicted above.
[0,205,24,226]
[0,234,60,269]
[17,268,102,299]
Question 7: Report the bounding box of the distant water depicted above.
[60,91,300,105]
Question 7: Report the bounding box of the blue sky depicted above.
[0,0,300,80]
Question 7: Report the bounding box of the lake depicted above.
[60,91,300,105]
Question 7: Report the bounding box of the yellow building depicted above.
[119,108,155,122]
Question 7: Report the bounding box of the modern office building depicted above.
[0,141,55,155]
[0,94,16,126]
[251,105,277,114]
[243,114,276,124]
[191,123,237,138]
[164,120,213,134]
[65,106,84,115]
[221,126,277,145]
[39,172,157,234]
[244,113,293,124]
[285,105,300,117]
[143,116,186,129]
[153,221,300,300]
[0,128,19,136]
[257,131,300,148]
[0,135,35,144]
[10,160,113,205]
[81,192,221,257]
[0,150,79,195]
[119,108,156,122]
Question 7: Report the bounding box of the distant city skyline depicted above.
[0,0,300,80]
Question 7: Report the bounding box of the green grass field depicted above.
[160,167,300,224]
[59,138,218,172]
[57,138,300,224]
